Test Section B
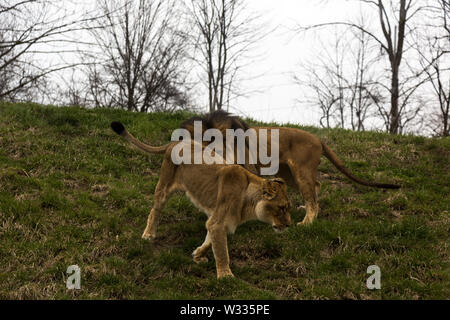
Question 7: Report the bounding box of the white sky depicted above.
[231,0,368,126]
[40,0,437,131]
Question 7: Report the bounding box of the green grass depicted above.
[0,101,448,300]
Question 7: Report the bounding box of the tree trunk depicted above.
[389,64,400,134]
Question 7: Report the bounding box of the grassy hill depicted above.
[0,101,448,299]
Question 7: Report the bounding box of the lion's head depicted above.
[255,177,292,232]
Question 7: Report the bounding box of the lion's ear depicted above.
[262,180,276,200]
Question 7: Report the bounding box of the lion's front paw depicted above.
[192,249,208,263]
[141,232,156,240]
[193,256,208,264]
[297,220,312,226]
[217,270,234,279]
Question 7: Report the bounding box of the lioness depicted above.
[181,111,400,226]
[110,122,291,279]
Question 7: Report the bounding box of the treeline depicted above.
[0,0,448,136]
[295,0,449,136]
[0,0,259,112]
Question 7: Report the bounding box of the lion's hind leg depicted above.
[141,185,171,240]
[297,181,320,211]
[142,161,175,240]
[288,161,320,226]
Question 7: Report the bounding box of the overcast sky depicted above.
[230,0,369,126]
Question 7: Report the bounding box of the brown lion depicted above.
[180,110,400,226]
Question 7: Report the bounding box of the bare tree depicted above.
[416,0,450,136]
[298,0,434,134]
[438,0,450,35]
[346,25,383,131]
[186,0,263,112]
[0,0,96,102]
[296,60,340,129]
[377,0,409,134]
[81,0,190,112]
[295,24,382,131]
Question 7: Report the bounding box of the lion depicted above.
[180,110,400,226]
[110,121,291,279]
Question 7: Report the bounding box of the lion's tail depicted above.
[321,141,400,189]
[110,122,169,154]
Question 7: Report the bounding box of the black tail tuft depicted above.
[111,122,125,135]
